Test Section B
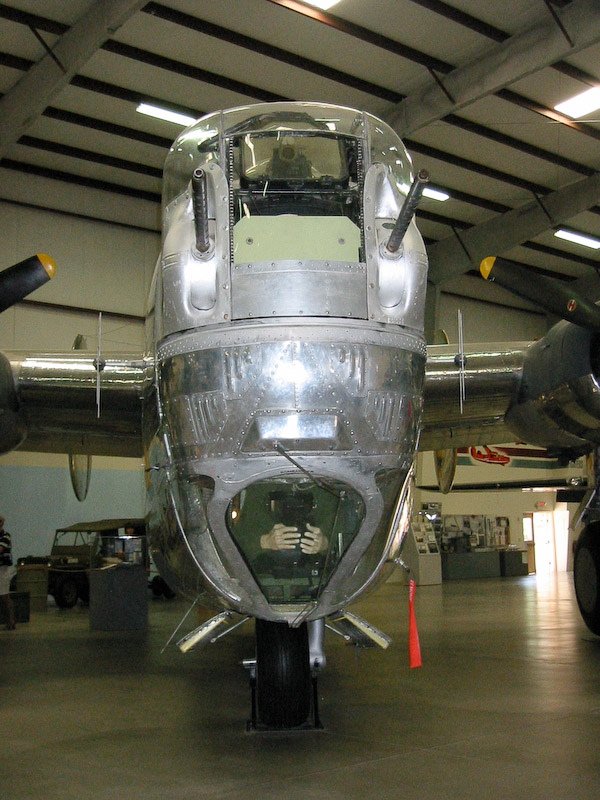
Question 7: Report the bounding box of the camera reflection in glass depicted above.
[226,478,365,604]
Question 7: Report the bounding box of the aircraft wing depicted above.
[421,314,600,463]
[4,327,598,464]
[2,340,526,461]
[0,350,149,457]
[0,255,148,458]
[420,341,526,451]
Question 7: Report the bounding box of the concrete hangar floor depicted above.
[1,574,599,799]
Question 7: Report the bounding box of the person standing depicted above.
[0,515,16,630]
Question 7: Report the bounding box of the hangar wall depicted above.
[415,299,569,570]
[0,452,146,561]
[417,482,572,558]
[436,285,547,344]
[0,198,159,349]
[0,199,160,559]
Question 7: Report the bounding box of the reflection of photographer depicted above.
[261,522,326,554]
[268,141,312,181]
[261,491,328,555]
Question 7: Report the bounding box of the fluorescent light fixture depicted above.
[423,186,450,202]
[554,87,600,118]
[136,102,196,127]
[303,0,342,9]
[554,228,600,250]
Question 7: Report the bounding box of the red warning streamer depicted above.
[409,579,422,669]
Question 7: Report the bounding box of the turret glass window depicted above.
[226,477,365,605]
[229,131,363,263]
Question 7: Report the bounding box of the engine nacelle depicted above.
[505,321,600,454]
[0,352,25,453]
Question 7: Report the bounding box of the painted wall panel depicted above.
[0,455,145,561]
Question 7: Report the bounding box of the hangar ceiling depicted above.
[1,0,600,309]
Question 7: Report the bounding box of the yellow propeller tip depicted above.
[37,253,56,279]
[480,256,496,280]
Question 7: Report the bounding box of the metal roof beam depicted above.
[427,172,600,285]
[385,0,600,136]
[0,0,147,158]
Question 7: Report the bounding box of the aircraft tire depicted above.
[574,523,600,635]
[79,576,90,605]
[163,583,176,599]
[255,619,311,729]
[151,575,176,599]
[54,576,78,608]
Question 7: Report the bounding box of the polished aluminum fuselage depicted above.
[148,321,423,622]
[142,103,430,624]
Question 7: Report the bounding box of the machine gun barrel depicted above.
[192,168,211,254]
[386,169,429,254]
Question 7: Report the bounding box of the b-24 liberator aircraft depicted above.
[2,102,600,729]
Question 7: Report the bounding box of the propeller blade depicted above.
[434,448,458,494]
[480,256,600,331]
[0,253,56,313]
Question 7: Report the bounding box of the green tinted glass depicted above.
[226,477,365,604]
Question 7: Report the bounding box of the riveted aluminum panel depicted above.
[155,322,425,621]
[233,215,361,263]
[231,260,367,320]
